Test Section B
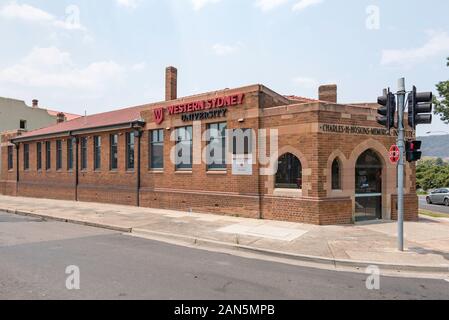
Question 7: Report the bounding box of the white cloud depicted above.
[0,2,85,31]
[212,43,240,56]
[82,34,95,44]
[192,0,221,11]
[131,62,147,71]
[22,47,72,67]
[116,0,140,9]
[255,0,289,12]
[293,76,318,89]
[0,47,126,90]
[0,2,53,22]
[292,0,324,12]
[254,0,324,12]
[381,31,449,67]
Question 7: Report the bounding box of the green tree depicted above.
[434,57,449,123]
[416,159,449,190]
[435,157,444,166]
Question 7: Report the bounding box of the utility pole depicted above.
[397,78,406,252]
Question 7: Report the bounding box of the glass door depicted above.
[355,150,383,222]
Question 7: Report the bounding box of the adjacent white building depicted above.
[0,97,79,168]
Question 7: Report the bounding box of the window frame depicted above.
[275,153,302,190]
[110,134,118,171]
[149,129,164,170]
[23,143,30,171]
[175,126,193,171]
[80,137,88,171]
[207,122,227,171]
[56,140,62,171]
[7,145,14,170]
[232,128,252,155]
[126,132,135,171]
[331,158,342,190]
[36,142,42,171]
[67,139,74,171]
[93,136,101,171]
[45,141,51,171]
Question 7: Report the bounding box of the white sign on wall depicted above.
[232,154,253,176]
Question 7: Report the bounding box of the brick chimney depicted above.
[32,99,39,108]
[56,112,66,124]
[165,66,178,101]
[318,84,337,103]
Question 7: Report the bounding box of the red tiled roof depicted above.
[45,109,81,121]
[18,105,146,140]
[16,91,319,141]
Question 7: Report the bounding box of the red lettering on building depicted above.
[153,108,165,125]
[163,94,245,119]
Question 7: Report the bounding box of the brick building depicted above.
[0,67,418,225]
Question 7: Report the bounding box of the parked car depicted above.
[426,188,449,206]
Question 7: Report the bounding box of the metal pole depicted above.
[397,78,406,252]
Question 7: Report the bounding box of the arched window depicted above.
[355,149,383,221]
[355,149,383,195]
[275,153,302,189]
[332,158,341,190]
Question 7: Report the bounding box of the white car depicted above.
[426,188,449,206]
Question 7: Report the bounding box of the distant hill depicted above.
[418,135,449,160]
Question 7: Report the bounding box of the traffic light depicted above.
[377,88,396,131]
[408,86,433,129]
[406,140,422,162]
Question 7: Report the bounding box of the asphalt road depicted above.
[419,196,449,215]
[0,212,448,300]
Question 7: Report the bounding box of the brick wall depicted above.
[0,86,419,225]
[391,194,419,221]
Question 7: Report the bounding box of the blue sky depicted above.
[0,0,448,136]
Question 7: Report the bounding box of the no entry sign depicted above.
[389,145,400,164]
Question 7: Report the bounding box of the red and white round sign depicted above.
[389,145,400,164]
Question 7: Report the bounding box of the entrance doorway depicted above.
[355,149,383,222]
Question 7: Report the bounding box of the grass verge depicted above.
[419,209,448,218]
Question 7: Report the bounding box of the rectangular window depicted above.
[20,120,27,130]
[37,142,42,171]
[94,136,101,170]
[56,140,62,170]
[232,129,252,155]
[175,126,193,171]
[126,132,135,170]
[45,141,51,170]
[67,139,74,171]
[207,122,227,170]
[24,144,30,170]
[110,134,118,170]
[149,129,164,170]
[7,146,13,170]
[81,137,88,170]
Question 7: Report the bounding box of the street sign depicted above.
[389,145,400,164]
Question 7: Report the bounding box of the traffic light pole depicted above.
[397,78,406,252]
[378,78,432,251]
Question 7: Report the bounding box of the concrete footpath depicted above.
[1,195,449,277]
